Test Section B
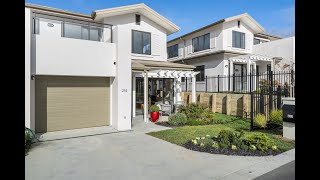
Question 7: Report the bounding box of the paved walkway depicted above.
[26,116,294,180]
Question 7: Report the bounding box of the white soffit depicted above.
[225,13,265,33]
[94,3,180,35]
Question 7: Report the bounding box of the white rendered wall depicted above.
[35,35,116,77]
[222,20,254,54]
[26,8,35,130]
[104,13,168,61]
[253,37,295,71]
[109,25,132,130]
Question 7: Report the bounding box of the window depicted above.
[232,31,245,49]
[192,33,210,52]
[64,22,103,41]
[136,14,141,25]
[132,30,151,55]
[254,38,260,45]
[32,17,39,34]
[195,65,205,81]
[167,44,179,58]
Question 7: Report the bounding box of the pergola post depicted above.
[143,71,148,123]
[247,58,251,91]
[132,74,136,118]
[192,76,196,103]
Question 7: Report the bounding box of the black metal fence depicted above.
[182,70,295,97]
[248,70,295,130]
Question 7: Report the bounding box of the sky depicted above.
[26,0,295,41]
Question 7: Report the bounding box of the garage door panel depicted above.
[36,76,110,133]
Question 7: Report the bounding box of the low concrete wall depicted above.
[283,122,295,140]
[182,92,251,118]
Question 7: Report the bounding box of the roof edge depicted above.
[25,3,93,19]
[167,19,225,43]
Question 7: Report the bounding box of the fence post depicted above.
[277,85,281,109]
[249,72,252,93]
[269,71,273,112]
[233,73,235,92]
[205,76,208,93]
[260,93,265,114]
[250,92,254,131]
[218,75,220,92]
[228,72,230,92]
[185,77,188,92]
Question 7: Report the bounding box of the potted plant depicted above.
[150,105,160,122]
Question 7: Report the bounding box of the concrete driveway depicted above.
[26,117,294,180]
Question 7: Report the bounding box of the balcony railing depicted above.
[32,12,113,43]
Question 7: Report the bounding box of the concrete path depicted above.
[26,116,294,180]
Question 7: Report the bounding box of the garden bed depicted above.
[184,141,284,156]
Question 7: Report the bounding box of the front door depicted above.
[233,64,247,91]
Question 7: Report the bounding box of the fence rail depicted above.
[182,70,295,98]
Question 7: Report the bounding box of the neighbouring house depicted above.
[167,13,294,92]
[253,36,295,71]
[25,3,199,133]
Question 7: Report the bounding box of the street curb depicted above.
[215,148,295,180]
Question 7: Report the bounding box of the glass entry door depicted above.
[135,77,175,116]
[234,64,247,91]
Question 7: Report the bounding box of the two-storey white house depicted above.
[25,3,198,133]
[167,13,286,92]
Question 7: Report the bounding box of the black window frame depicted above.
[167,44,179,58]
[135,14,141,25]
[195,65,205,82]
[232,31,245,49]
[254,38,260,45]
[132,30,151,55]
[192,33,210,53]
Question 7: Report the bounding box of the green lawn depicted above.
[147,113,295,151]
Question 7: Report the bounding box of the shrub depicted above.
[212,142,219,149]
[168,113,188,126]
[177,103,209,120]
[219,142,229,149]
[185,119,207,126]
[199,111,215,124]
[270,109,283,126]
[25,127,35,155]
[254,114,267,128]
[216,129,240,146]
[244,132,274,151]
[150,105,159,112]
[240,143,249,150]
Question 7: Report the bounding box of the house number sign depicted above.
[122,89,128,92]
[47,23,54,27]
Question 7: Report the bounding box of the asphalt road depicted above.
[254,160,295,180]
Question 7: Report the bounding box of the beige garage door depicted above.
[35,76,110,133]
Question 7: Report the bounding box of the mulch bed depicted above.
[183,141,284,156]
[155,121,180,127]
[253,123,282,131]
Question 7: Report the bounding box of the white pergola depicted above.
[132,69,199,122]
[229,54,282,91]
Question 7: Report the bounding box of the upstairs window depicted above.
[167,44,179,58]
[195,65,205,81]
[254,38,260,45]
[135,14,141,25]
[132,30,151,55]
[192,33,210,52]
[232,31,245,49]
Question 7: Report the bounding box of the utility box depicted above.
[282,98,295,140]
